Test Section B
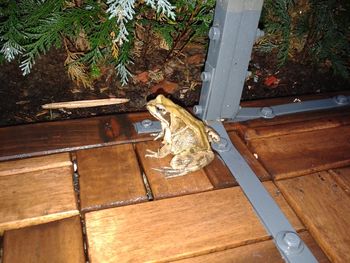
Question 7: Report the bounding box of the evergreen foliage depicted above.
[259,0,350,78]
[1,0,348,88]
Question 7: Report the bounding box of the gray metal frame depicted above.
[195,0,264,120]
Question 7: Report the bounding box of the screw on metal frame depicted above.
[276,231,305,256]
[141,119,153,128]
[260,107,275,119]
[334,95,349,105]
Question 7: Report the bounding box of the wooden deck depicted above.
[0,94,349,262]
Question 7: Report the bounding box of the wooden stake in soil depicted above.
[42,98,129,109]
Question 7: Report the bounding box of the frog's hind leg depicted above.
[157,150,214,178]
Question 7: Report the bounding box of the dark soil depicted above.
[0,45,349,127]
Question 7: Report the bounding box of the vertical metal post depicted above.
[195,0,263,121]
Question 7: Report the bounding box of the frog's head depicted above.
[146,95,175,126]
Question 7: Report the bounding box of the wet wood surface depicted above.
[174,231,330,263]
[76,144,147,211]
[135,140,213,199]
[85,182,303,263]
[3,216,85,263]
[0,152,71,177]
[248,125,350,180]
[276,172,350,263]
[0,165,78,234]
[330,167,350,195]
[0,112,153,161]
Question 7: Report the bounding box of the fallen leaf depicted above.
[135,71,149,83]
[187,54,204,65]
[150,80,178,94]
[264,75,280,87]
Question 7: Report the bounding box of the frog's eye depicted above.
[155,105,166,113]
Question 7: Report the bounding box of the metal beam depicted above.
[195,0,263,121]
[234,95,350,121]
[209,121,318,263]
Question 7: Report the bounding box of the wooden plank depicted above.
[3,216,85,263]
[174,231,330,263]
[248,125,350,180]
[0,112,153,161]
[77,144,147,211]
[204,154,237,188]
[229,132,271,181]
[243,113,350,140]
[0,166,78,234]
[276,172,350,263]
[225,107,350,134]
[135,141,213,199]
[0,153,71,177]
[85,182,304,263]
[329,167,350,195]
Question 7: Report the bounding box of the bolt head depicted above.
[284,232,301,248]
[193,105,203,115]
[141,119,153,128]
[208,26,220,40]
[334,95,349,105]
[260,107,275,119]
[201,71,211,82]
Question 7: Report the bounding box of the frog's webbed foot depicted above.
[145,149,158,158]
[152,167,188,178]
[150,131,164,141]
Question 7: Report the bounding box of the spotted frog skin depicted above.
[145,94,220,178]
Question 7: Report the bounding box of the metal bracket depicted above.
[134,119,162,134]
[209,121,318,263]
[234,95,350,122]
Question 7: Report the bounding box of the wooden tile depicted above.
[276,172,350,263]
[0,166,78,234]
[174,231,330,263]
[204,154,236,188]
[77,144,147,211]
[85,182,303,263]
[3,216,85,263]
[0,112,153,161]
[135,141,213,199]
[248,125,350,180]
[330,167,350,195]
[229,132,271,181]
[243,113,350,140]
[0,153,71,177]
[225,107,350,133]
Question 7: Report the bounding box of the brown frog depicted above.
[146,94,220,178]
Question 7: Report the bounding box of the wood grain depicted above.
[0,166,78,234]
[248,125,350,180]
[329,167,350,195]
[229,132,271,181]
[204,154,236,188]
[225,106,350,133]
[243,113,350,140]
[85,182,303,263]
[276,172,350,263]
[3,216,85,263]
[77,144,147,211]
[135,141,213,199]
[0,153,71,177]
[174,231,330,263]
[0,112,153,161]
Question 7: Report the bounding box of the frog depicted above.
[145,94,220,178]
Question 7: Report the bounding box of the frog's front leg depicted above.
[145,143,171,158]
